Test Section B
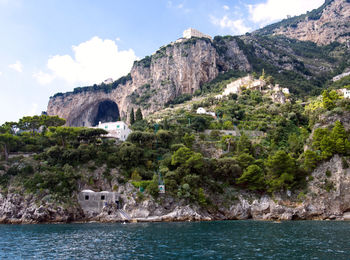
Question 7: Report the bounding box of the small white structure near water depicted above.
[95,121,132,141]
[78,190,121,214]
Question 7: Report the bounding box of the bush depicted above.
[146,175,159,197]
[342,157,349,169]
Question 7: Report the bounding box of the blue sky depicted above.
[0,0,324,124]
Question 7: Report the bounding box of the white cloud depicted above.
[249,0,324,24]
[210,15,251,35]
[29,103,38,115]
[223,5,230,10]
[0,72,2,76]
[34,36,137,86]
[33,71,55,85]
[8,61,23,72]
[167,1,190,13]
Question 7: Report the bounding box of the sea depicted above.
[0,220,349,259]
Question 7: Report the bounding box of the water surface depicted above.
[0,221,349,259]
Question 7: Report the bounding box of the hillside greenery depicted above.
[2,78,350,206]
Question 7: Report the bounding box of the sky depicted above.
[0,0,325,124]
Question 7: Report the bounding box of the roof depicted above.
[81,189,95,193]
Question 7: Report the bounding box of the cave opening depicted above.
[92,100,120,126]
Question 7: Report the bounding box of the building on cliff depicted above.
[183,28,212,40]
[95,121,131,141]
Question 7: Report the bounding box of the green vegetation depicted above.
[52,74,132,98]
[3,64,350,209]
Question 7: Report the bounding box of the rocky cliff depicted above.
[47,38,250,127]
[47,0,350,127]
[256,0,350,46]
[1,155,350,223]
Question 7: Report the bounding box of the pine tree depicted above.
[136,108,143,121]
[129,108,135,125]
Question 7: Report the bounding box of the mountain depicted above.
[47,0,350,127]
[254,0,350,46]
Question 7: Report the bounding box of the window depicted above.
[101,195,105,200]
[85,195,89,200]
[117,125,120,128]
[105,126,108,129]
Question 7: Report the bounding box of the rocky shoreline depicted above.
[1,155,350,224]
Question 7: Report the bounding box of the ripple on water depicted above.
[0,221,350,259]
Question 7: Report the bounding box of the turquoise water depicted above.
[0,221,349,259]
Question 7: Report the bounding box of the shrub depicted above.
[342,157,349,169]
[146,175,159,197]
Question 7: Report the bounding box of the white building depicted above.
[341,88,350,98]
[333,71,350,82]
[196,107,207,114]
[96,121,132,141]
[183,28,212,40]
[282,88,290,94]
[196,107,216,117]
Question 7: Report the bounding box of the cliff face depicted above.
[47,38,250,126]
[257,0,350,46]
[47,0,350,127]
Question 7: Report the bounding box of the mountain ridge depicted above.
[254,0,350,45]
[47,0,350,127]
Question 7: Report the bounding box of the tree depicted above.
[136,108,143,121]
[236,153,255,170]
[18,116,42,135]
[171,147,204,171]
[146,174,159,197]
[77,128,107,144]
[213,158,241,182]
[0,133,19,161]
[322,90,340,110]
[41,115,66,127]
[236,164,265,191]
[265,150,296,192]
[130,108,135,125]
[183,133,195,148]
[301,150,319,173]
[47,127,79,147]
[131,169,142,181]
[237,133,252,154]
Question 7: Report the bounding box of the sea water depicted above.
[0,221,349,259]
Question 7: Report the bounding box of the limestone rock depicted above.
[47,38,250,127]
[260,0,350,45]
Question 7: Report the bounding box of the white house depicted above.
[342,88,350,98]
[196,107,207,114]
[196,107,216,117]
[282,88,290,94]
[96,121,132,141]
